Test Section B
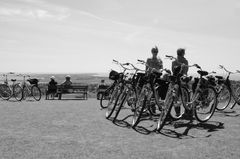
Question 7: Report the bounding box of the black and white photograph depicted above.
[0,0,240,158]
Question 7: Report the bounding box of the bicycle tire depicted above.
[31,85,41,101]
[105,89,122,119]
[100,86,113,109]
[22,86,31,100]
[216,83,231,111]
[13,84,23,101]
[0,84,12,100]
[230,84,240,105]
[230,87,240,109]
[194,86,217,122]
[113,92,128,122]
[156,95,174,132]
[169,86,189,120]
[148,96,161,116]
[131,95,147,128]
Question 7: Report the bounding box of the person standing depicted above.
[145,46,164,114]
[171,48,189,75]
[172,48,189,118]
[146,46,163,72]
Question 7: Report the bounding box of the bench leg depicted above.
[58,93,62,100]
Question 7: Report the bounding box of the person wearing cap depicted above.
[62,75,72,86]
[46,76,58,99]
[146,46,163,72]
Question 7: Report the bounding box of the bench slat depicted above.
[56,84,88,100]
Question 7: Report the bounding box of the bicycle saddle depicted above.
[197,70,208,76]
[137,72,145,77]
[181,76,192,83]
[215,76,223,79]
[11,79,16,82]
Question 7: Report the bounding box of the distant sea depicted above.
[1,72,239,85]
[0,72,111,85]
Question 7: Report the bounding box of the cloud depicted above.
[0,0,70,21]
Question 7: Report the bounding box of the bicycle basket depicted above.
[27,78,39,85]
[109,70,120,80]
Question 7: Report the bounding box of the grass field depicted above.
[0,98,240,159]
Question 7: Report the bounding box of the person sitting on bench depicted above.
[61,75,73,93]
[47,76,58,99]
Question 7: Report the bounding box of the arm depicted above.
[146,58,150,71]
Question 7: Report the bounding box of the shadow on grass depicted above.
[112,115,133,129]
[113,114,159,135]
[214,110,240,117]
[53,98,88,101]
[158,120,224,139]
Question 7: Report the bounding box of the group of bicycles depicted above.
[99,55,240,132]
[0,73,42,101]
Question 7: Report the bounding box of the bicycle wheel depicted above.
[169,86,189,120]
[31,85,41,101]
[216,84,231,111]
[105,87,122,119]
[148,96,161,116]
[100,86,113,109]
[13,84,23,101]
[131,94,147,128]
[113,91,128,122]
[22,86,31,100]
[156,93,174,132]
[194,86,217,122]
[0,84,12,100]
[231,85,240,105]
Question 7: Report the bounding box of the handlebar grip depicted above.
[122,63,130,66]
[137,59,145,63]
[165,55,172,58]
[113,59,117,63]
[194,64,201,69]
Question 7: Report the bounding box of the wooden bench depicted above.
[56,84,88,100]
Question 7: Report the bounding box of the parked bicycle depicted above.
[131,59,171,128]
[111,62,145,122]
[157,55,217,132]
[19,74,41,101]
[215,65,240,110]
[105,60,131,119]
[0,73,23,101]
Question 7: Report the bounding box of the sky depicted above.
[0,0,240,76]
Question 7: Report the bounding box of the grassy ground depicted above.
[0,97,240,159]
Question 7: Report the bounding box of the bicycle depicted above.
[131,59,171,128]
[215,66,240,110]
[157,55,217,132]
[112,62,145,122]
[0,73,23,101]
[105,60,131,119]
[19,74,41,101]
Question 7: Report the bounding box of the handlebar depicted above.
[165,55,201,70]
[112,59,131,71]
[165,55,177,61]
[219,65,235,74]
